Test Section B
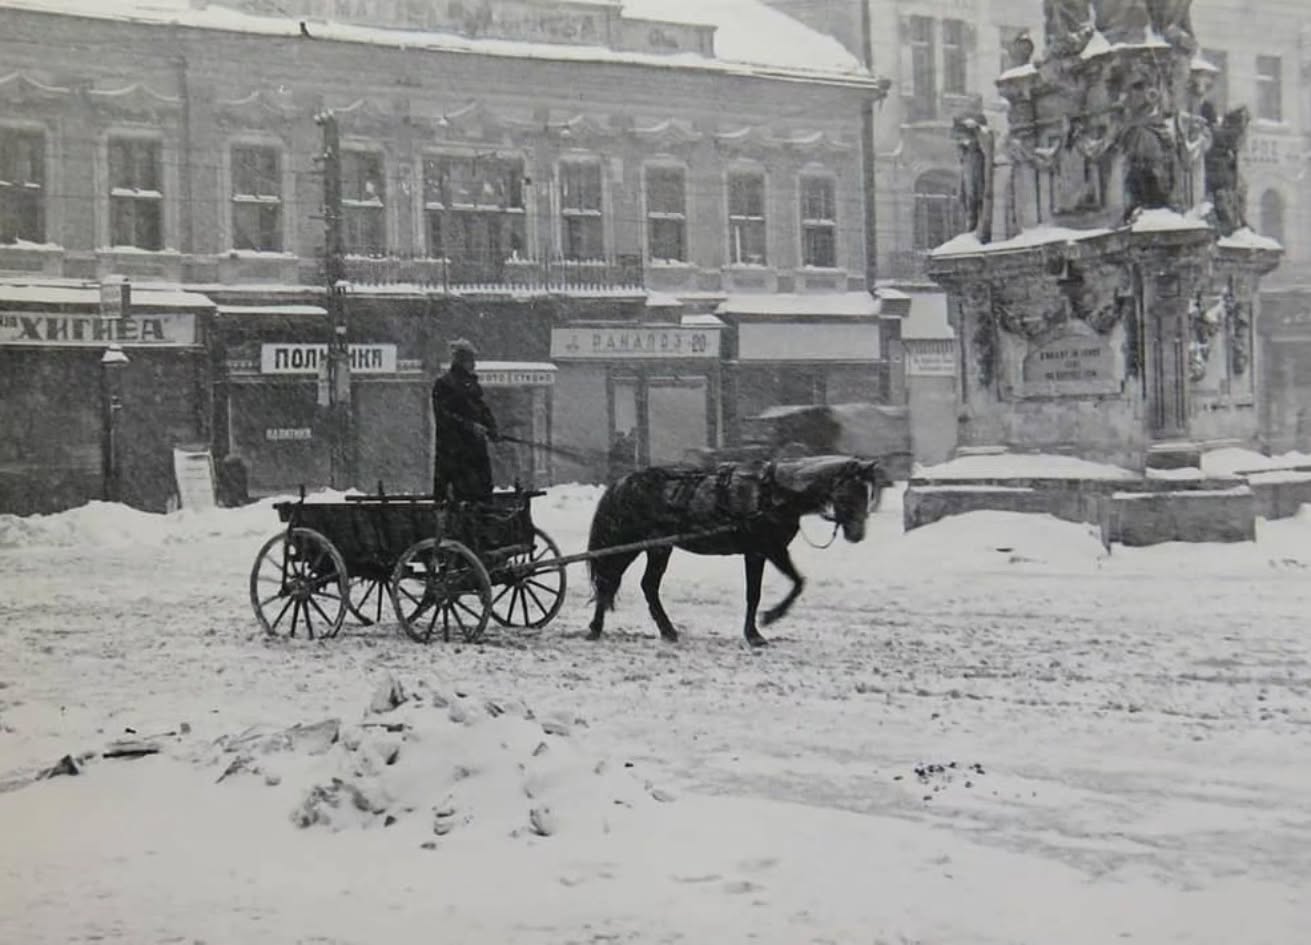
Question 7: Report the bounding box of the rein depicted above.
[798,515,840,549]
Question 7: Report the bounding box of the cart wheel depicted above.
[249,527,348,640]
[346,576,390,626]
[390,539,491,643]
[491,527,567,629]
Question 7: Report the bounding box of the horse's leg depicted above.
[760,547,805,627]
[639,547,679,642]
[743,552,768,647]
[586,550,638,641]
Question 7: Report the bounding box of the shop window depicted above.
[0,128,44,244]
[907,15,936,121]
[342,149,386,257]
[1260,189,1286,245]
[913,170,961,251]
[1202,48,1228,113]
[727,170,767,265]
[560,158,603,261]
[424,153,526,277]
[231,145,282,253]
[942,18,968,95]
[800,175,837,268]
[1256,55,1282,122]
[108,136,162,250]
[645,165,686,263]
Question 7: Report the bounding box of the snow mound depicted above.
[0,491,354,550]
[892,511,1107,571]
[1201,447,1311,478]
[917,452,1138,481]
[201,677,672,844]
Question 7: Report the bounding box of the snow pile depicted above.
[889,510,1108,571]
[0,491,356,550]
[201,676,672,843]
[917,451,1138,481]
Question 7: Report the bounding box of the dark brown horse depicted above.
[585,455,891,647]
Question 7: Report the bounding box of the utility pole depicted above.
[317,110,354,490]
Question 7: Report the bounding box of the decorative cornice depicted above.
[715,124,853,155]
[0,72,71,106]
[327,96,393,133]
[83,83,181,119]
[631,118,702,148]
[214,89,298,130]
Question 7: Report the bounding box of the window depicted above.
[341,149,385,257]
[800,175,837,268]
[1260,189,1286,245]
[424,153,526,276]
[942,19,967,95]
[108,137,162,250]
[560,159,603,261]
[907,15,936,121]
[727,170,767,265]
[1201,48,1228,114]
[0,128,44,244]
[230,145,282,253]
[645,165,686,263]
[913,170,961,251]
[1256,55,1282,121]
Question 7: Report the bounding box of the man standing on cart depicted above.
[431,338,499,502]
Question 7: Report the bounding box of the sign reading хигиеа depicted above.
[260,343,398,375]
[1019,333,1120,396]
[0,312,196,346]
[550,326,720,360]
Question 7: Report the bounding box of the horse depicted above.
[585,455,892,647]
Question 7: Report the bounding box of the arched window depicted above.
[1260,188,1286,246]
[913,170,961,251]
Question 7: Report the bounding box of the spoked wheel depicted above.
[249,527,348,639]
[346,576,390,626]
[389,539,492,643]
[490,527,567,629]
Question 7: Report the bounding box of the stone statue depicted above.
[1043,0,1094,58]
[1122,122,1175,215]
[1205,105,1250,235]
[1094,0,1150,45]
[1007,30,1035,69]
[953,113,994,242]
[1147,0,1196,52]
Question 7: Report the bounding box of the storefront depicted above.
[0,281,214,514]
[477,361,556,489]
[1257,287,1311,452]
[714,292,904,444]
[219,305,432,496]
[548,317,724,482]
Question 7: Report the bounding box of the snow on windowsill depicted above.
[225,249,298,260]
[1,239,62,252]
[96,246,182,256]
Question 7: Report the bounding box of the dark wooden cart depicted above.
[248,488,566,643]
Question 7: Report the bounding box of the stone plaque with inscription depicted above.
[1019,332,1121,396]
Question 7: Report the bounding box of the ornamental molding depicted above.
[83,83,181,119]
[214,89,298,130]
[0,72,71,106]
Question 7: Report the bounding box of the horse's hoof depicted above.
[585,629,602,641]
[760,610,781,627]
[745,634,770,648]
[660,630,679,643]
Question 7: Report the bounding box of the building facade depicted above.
[768,0,1311,456]
[0,0,898,513]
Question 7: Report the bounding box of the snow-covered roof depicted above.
[0,280,215,309]
[716,292,879,318]
[0,0,873,86]
[216,304,328,317]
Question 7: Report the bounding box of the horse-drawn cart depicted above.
[248,488,566,643]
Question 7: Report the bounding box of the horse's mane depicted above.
[769,455,864,496]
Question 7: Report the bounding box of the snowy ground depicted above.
[2,465,1310,944]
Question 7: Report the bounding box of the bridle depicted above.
[800,464,880,548]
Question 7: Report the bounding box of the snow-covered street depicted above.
[2,480,1310,944]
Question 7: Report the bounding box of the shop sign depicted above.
[906,346,957,377]
[550,326,719,360]
[260,343,397,375]
[0,311,196,346]
[1020,332,1119,395]
[172,448,216,512]
[480,369,556,387]
[265,427,313,441]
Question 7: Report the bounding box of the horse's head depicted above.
[827,458,892,542]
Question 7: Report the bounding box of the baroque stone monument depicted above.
[926,0,1282,468]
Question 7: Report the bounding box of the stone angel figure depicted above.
[1147,0,1196,52]
[1205,105,1250,235]
[1044,0,1095,58]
